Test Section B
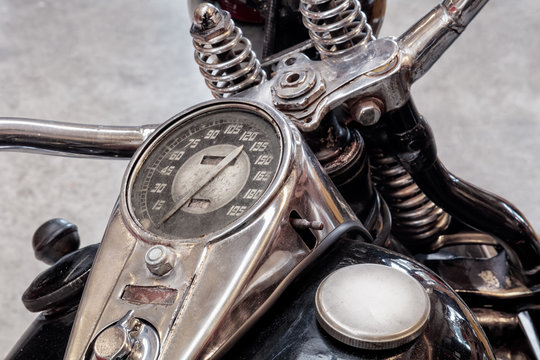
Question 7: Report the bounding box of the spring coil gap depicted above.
[300,0,374,57]
[191,4,265,98]
[370,150,451,244]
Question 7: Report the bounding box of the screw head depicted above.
[145,245,176,276]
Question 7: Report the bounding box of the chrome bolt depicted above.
[145,245,176,276]
[352,99,382,126]
[193,3,222,30]
[190,3,229,44]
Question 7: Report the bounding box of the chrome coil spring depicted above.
[300,0,374,57]
[369,150,451,243]
[191,4,265,98]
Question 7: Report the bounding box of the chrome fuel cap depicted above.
[315,264,430,350]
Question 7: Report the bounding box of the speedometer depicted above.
[127,102,283,239]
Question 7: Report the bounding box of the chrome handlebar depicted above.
[0,117,156,158]
[400,0,489,83]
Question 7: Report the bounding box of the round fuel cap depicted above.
[315,263,430,350]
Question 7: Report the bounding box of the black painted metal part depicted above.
[361,101,540,278]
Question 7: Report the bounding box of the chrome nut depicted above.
[190,3,229,42]
[145,245,176,276]
[272,69,326,111]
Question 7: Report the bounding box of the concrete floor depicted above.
[1,0,539,356]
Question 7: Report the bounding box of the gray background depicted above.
[0,0,539,356]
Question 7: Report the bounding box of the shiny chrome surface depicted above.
[518,311,540,360]
[427,232,499,252]
[241,37,403,131]
[350,98,382,126]
[315,263,430,350]
[300,0,374,58]
[190,4,265,98]
[235,0,494,133]
[65,99,361,360]
[0,117,157,158]
[93,311,136,360]
[145,245,176,277]
[399,0,490,83]
[91,310,160,360]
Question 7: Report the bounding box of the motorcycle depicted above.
[1,0,540,358]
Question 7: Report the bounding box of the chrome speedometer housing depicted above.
[121,99,294,244]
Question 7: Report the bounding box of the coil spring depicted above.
[370,150,451,244]
[300,0,374,57]
[191,4,265,98]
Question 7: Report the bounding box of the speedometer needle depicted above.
[159,145,244,225]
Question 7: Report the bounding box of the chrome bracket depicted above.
[242,37,404,132]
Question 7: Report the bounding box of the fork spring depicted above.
[370,149,451,244]
[191,5,265,98]
[299,0,374,57]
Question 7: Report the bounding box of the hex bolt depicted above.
[145,245,176,276]
[352,99,382,126]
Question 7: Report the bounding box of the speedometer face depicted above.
[128,107,282,239]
